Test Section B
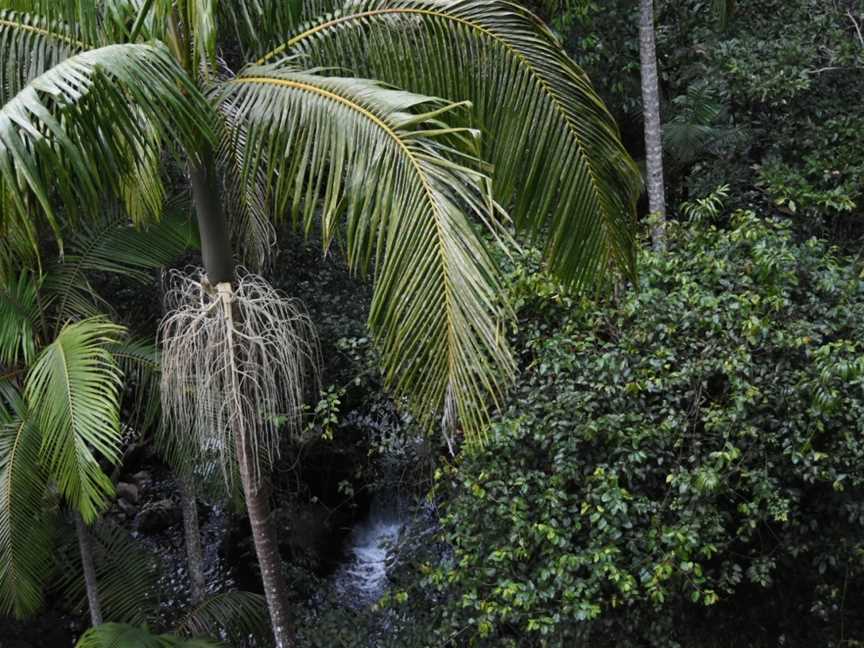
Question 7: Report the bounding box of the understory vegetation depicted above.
[1,0,863,647]
[384,210,864,647]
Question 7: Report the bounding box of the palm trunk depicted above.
[178,478,207,605]
[74,513,103,627]
[236,436,294,647]
[639,0,667,250]
[190,152,295,647]
[189,151,234,286]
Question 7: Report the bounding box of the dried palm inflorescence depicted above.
[159,268,319,487]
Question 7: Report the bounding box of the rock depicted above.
[117,498,137,517]
[137,498,179,533]
[117,481,139,503]
[131,470,151,485]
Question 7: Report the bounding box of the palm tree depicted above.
[0,1,641,645]
[639,0,667,250]
[1,315,125,625]
[0,214,195,623]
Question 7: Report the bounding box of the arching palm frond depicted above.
[0,269,41,367]
[218,113,275,271]
[216,66,514,439]
[0,9,86,102]
[108,337,161,433]
[24,317,124,522]
[218,0,345,60]
[0,383,55,618]
[56,519,160,625]
[0,43,212,261]
[41,211,199,328]
[75,624,223,648]
[176,591,271,646]
[260,0,642,288]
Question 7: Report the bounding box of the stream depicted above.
[330,499,404,609]
[0,466,409,648]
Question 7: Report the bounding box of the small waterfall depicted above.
[331,499,404,608]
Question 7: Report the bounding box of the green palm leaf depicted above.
[0,382,55,618]
[24,317,124,522]
[0,43,212,260]
[76,624,223,648]
[56,519,160,625]
[0,9,86,102]
[42,211,199,327]
[216,66,514,438]
[0,269,41,367]
[176,591,271,646]
[260,0,641,287]
[108,336,161,433]
[218,0,315,61]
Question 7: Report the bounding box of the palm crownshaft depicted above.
[0,1,640,644]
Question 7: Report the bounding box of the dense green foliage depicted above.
[533,0,864,237]
[2,1,863,646]
[389,209,864,646]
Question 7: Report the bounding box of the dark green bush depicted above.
[398,211,864,647]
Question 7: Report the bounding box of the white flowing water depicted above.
[332,504,403,608]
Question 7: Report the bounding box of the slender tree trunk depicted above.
[236,436,294,648]
[74,514,103,627]
[178,478,207,606]
[639,0,667,250]
[190,152,295,647]
[189,151,234,286]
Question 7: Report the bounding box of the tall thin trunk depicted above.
[236,436,294,648]
[179,478,207,606]
[639,0,667,250]
[74,513,103,627]
[189,151,234,286]
[190,152,295,647]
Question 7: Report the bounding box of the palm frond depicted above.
[0,0,139,42]
[218,111,275,271]
[0,269,42,367]
[216,66,514,439]
[24,317,124,522]
[176,591,271,646]
[148,0,218,79]
[56,519,160,625]
[0,9,86,102]
[259,0,641,287]
[40,210,199,328]
[0,43,212,261]
[0,383,55,618]
[75,623,223,648]
[108,336,161,433]
[218,0,340,60]
[117,107,166,227]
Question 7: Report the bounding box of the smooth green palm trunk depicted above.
[189,153,295,648]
